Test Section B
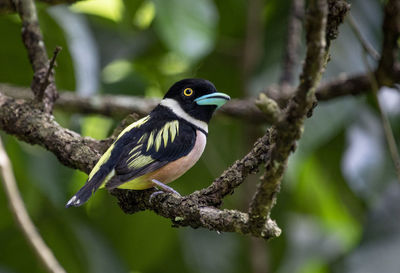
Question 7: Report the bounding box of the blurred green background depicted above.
[1,0,400,272]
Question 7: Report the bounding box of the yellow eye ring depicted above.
[183,88,193,97]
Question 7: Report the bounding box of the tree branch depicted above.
[0,0,383,240]
[355,0,400,182]
[111,0,348,238]
[315,72,372,100]
[249,0,349,229]
[0,84,273,123]
[0,93,104,173]
[13,0,58,112]
[0,91,278,238]
[0,137,66,273]
[3,67,399,125]
[111,188,281,239]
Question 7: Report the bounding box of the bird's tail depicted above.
[65,170,111,208]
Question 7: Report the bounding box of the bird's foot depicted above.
[149,179,181,204]
[151,179,181,195]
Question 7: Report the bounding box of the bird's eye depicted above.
[183,88,193,97]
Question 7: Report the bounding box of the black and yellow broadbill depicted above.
[66,79,230,207]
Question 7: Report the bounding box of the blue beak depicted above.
[194,92,231,109]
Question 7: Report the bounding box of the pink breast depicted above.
[148,130,207,184]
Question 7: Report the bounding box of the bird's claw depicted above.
[149,190,165,204]
[149,179,181,204]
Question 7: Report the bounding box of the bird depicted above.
[66,78,230,207]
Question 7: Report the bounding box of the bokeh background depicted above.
[1,0,400,272]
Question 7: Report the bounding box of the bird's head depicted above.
[161,78,230,123]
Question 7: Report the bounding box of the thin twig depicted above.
[0,138,66,273]
[347,14,380,61]
[350,7,400,183]
[39,46,62,101]
[373,82,400,184]
[362,45,400,183]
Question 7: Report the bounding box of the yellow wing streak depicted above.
[169,120,179,142]
[128,155,154,169]
[162,123,169,147]
[99,169,116,189]
[128,145,141,155]
[128,149,141,162]
[155,128,164,152]
[138,134,146,144]
[146,131,154,151]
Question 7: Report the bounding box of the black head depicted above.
[162,78,230,123]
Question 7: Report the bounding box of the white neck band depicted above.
[159,98,208,133]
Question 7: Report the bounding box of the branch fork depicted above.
[7,0,400,242]
[1,0,352,240]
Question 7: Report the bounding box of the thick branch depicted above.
[0,93,103,173]
[111,188,281,239]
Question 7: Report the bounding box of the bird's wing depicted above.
[105,119,196,189]
[65,115,152,207]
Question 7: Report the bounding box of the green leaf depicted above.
[71,0,124,22]
[152,0,218,61]
[133,1,156,29]
[102,59,133,84]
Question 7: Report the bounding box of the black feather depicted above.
[105,110,197,189]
